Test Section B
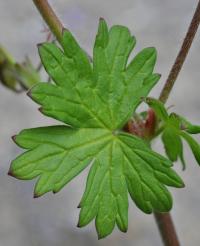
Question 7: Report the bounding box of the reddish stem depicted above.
[159,0,200,103]
[154,213,179,246]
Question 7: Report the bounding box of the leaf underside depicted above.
[10,19,184,239]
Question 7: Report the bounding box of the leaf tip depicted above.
[76,221,82,228]
[33,192,41,199]
[144,47,157,60]
[180,180,185,188]
[99,17,105,22]
[175,176,185,188]
[62,27,69,35]
[148,46,156,52]
[121,228,128,233]
[52,189,59,194]
[182,166,186,171]
[7,168,14,177]
[38,107,43,114]
[37,43,44,50]
[33,191,43,199]
[26,89,32,98]
[97,233,105,240]
[11,135,17,143]
[155,73,161,79]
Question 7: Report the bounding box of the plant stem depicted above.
[159,0,200,104]
[32,0,92,61]
[33,0,64,43]
[153,1,200,246]
[154,213,179,246]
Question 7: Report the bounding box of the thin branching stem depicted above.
[33,0,92,60]
[33,0,64,43]
[159,0,200,104]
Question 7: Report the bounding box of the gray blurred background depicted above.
[0,0,200,245]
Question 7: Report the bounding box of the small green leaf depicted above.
[176,115,200,134]
[144,99,200,170]
[145,97,169,122]
[162,127,185,170]
[186,125,200,134]
[10,19,184,238]
[180,131,200,165]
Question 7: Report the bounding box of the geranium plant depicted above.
[1,0,200,245]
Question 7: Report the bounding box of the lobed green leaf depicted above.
[9,19,185,238]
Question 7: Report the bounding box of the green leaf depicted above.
[186,125,200,134]
[180,131,200,165]
[145,97,169,122]
[11,126,111,195]
[175,115,200,134]
[162,127,186,170]
[9,19,184,238]
[167,113,200,168]
[145,99,200,169]
[93,19,159,128]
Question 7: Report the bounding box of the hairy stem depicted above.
[32,0,92,61]
[159,0,200,103]
[33,0,64,43]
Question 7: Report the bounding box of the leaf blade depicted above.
[9,19,185,239]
